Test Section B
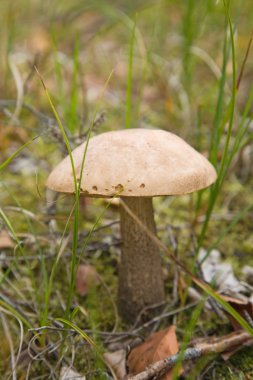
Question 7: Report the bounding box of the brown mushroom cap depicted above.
[46,129,217,197]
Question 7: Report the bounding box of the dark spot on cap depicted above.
[92,186,98,191]
[115,184,124,192]
[140,183,145,188]
[128,189,132,192]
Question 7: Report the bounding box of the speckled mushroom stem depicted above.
[118,196,165,323]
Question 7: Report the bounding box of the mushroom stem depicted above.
[118,197,165,322]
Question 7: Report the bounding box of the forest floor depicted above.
[1,1,253,379]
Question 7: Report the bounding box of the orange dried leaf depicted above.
[127,326,180,380]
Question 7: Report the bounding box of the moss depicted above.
[230,346,253,374]
[203,346,253,379]
[242,236,253,255]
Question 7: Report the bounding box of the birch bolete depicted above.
[46,129,217,322]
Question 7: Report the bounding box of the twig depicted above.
[131,301,166,330]
[126,331,252,380]
[0,99,68,152]
[0,239,121,262]
[0,100,51,125]
[131,302,199,335]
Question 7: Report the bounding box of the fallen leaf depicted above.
[127,326,180,380]
[60,366,86,380]
[0,230,14,249]
[75,264,99,296]
[104,349,127,379]
[199,248,245,293]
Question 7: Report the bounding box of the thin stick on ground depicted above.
[126,331,253,380]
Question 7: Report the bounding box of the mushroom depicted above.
[46,129,217,322]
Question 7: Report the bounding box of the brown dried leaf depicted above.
[127,326,180,380]
[0,230,14,249]
[104,349,127,379]
[75,264,99,296]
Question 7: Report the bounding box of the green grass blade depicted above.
[0,208,38,295]
[182,0,196,91]
[196,280,253,335]
[172,300,205,379]
[37,67,114,321]
[209,22,230,166]
[200,202,253,264]
[197,1,237,251]
[41,203,76,327]
[56,317,96,347]
[1,183,46,321]
[0,299,32,329]
[216,0,236,185]
[64,69,114,318]
[0,136,38,172]
[35,67,80,320]
[67,35,79,133]
[125,16,136,129]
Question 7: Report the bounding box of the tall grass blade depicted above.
[197,1,237,252]
[36,66,113,320]
[172,300,205,379]
[0,208,38,304]
[125,16,136,129]
[57,317,96,347]
[0,299,32,329]
[0,136,38,172]
[67,35,79,133]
